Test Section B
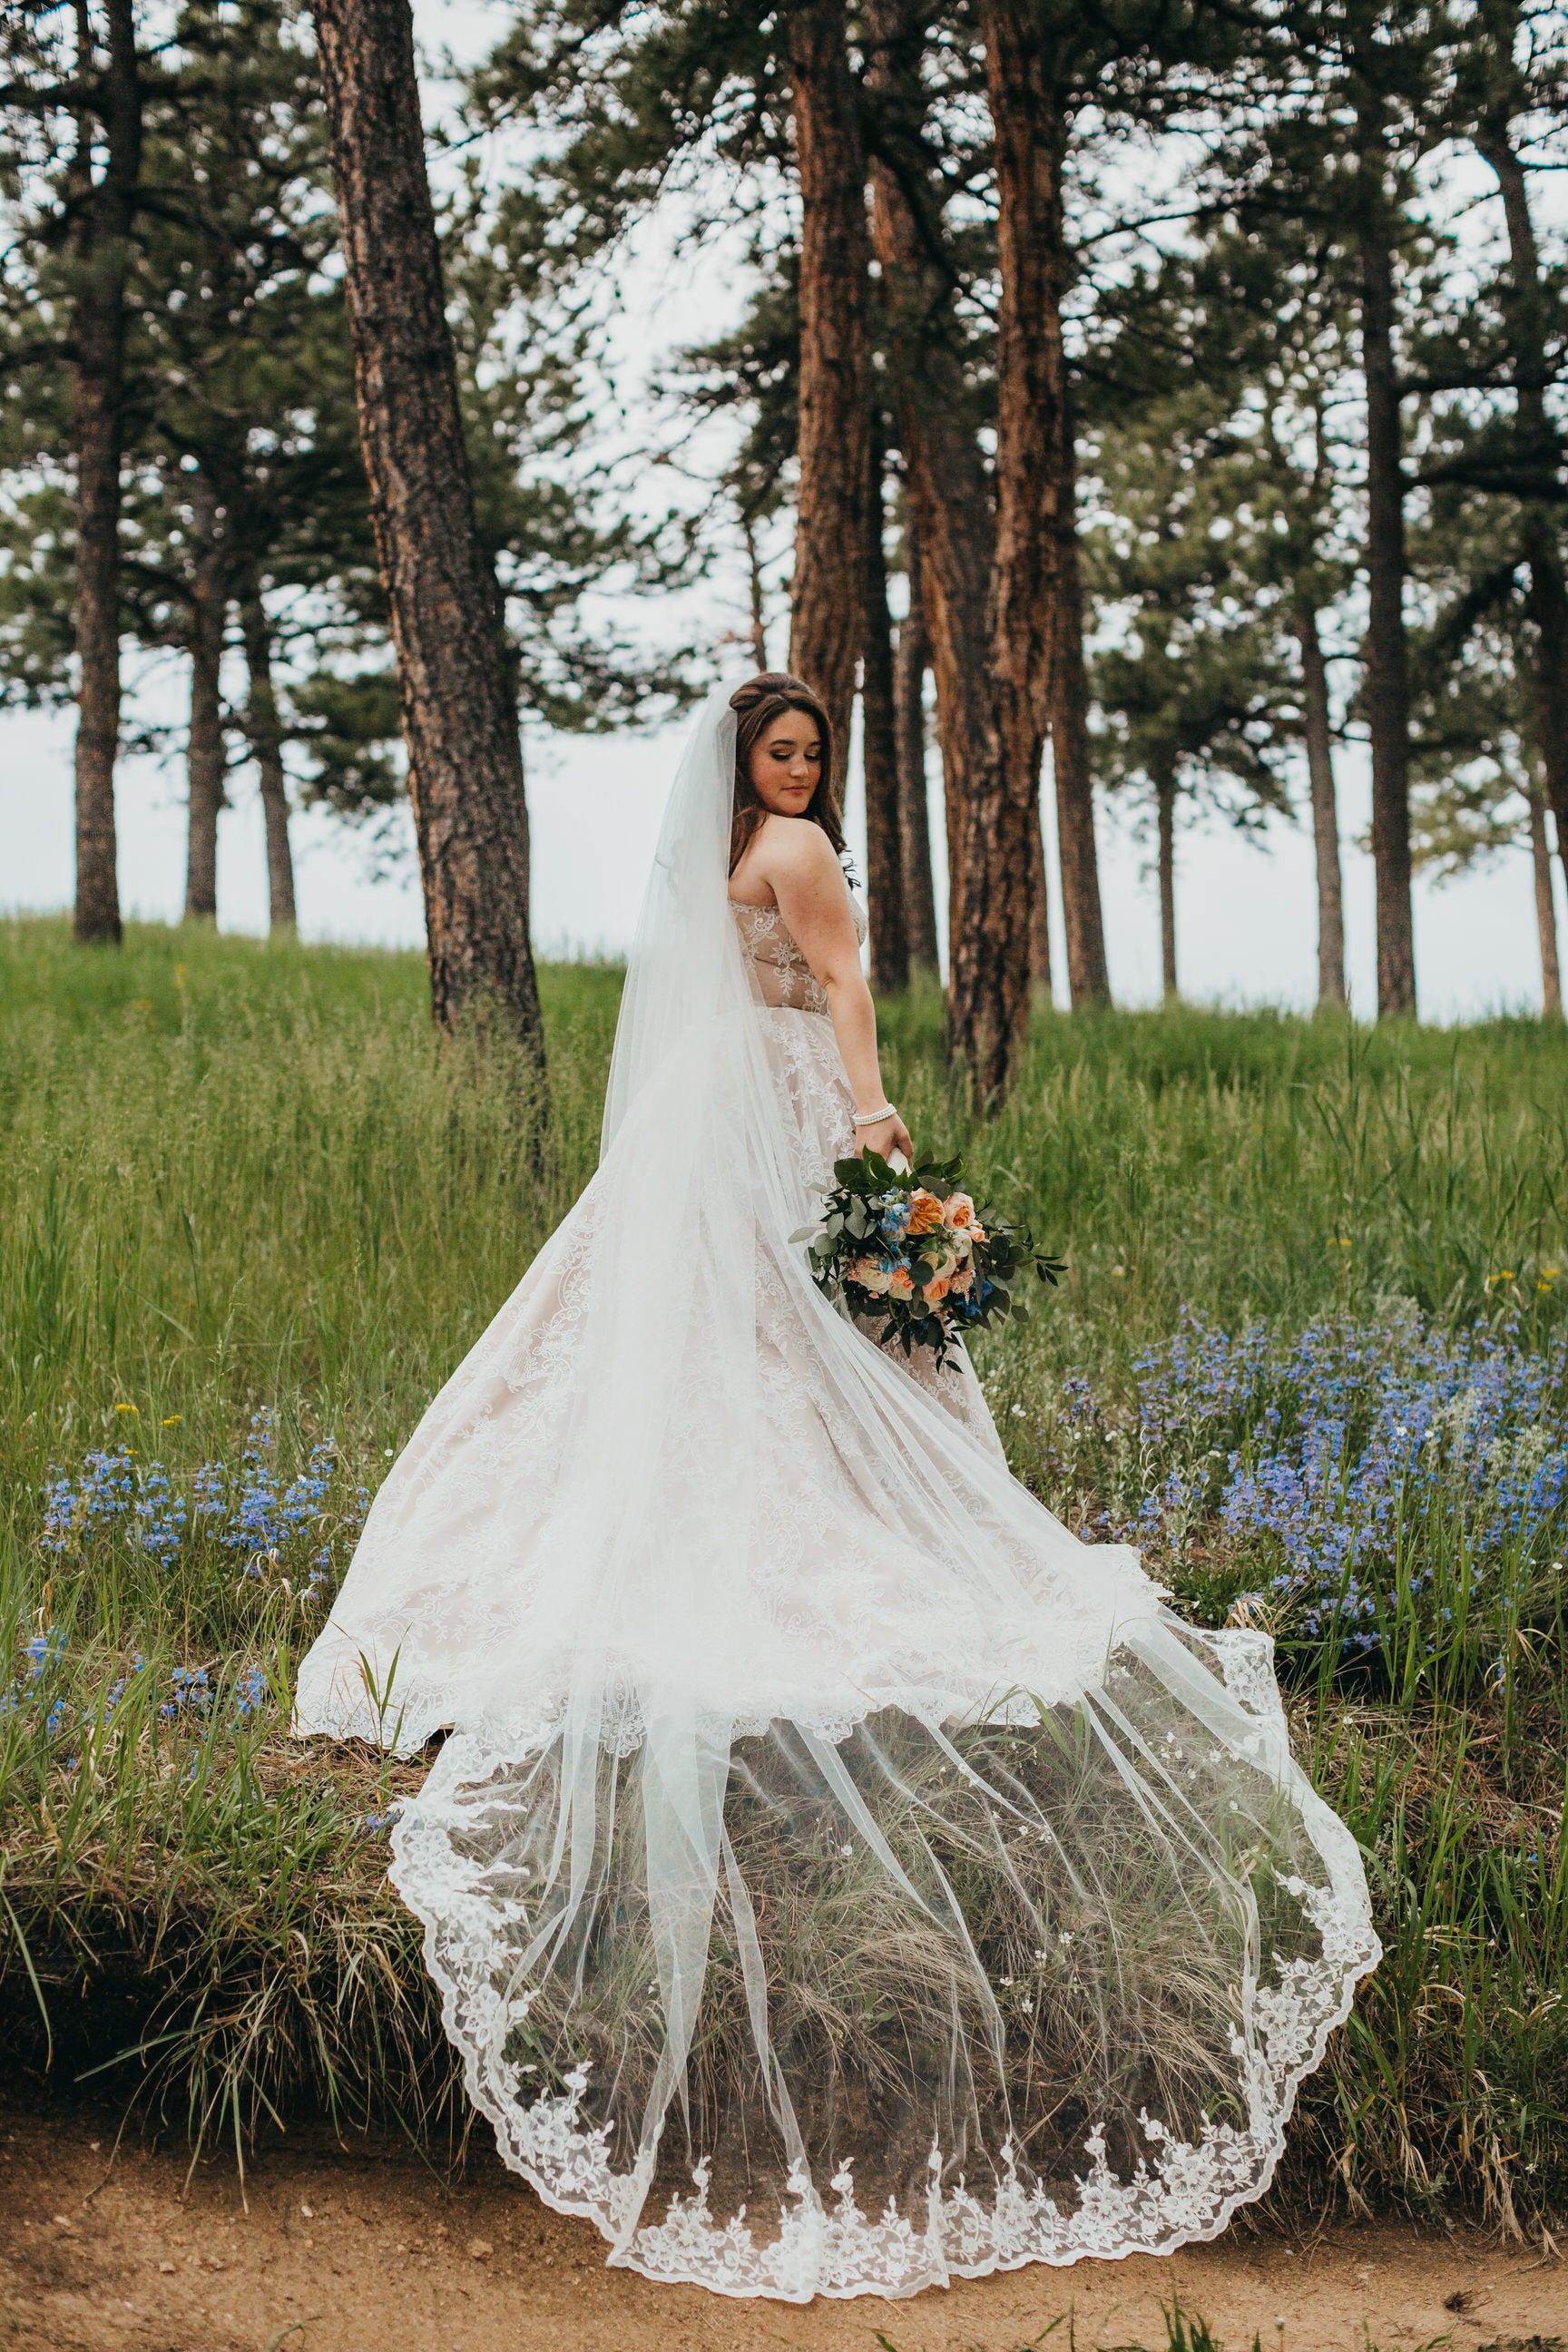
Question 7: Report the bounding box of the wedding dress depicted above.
[294,683,1378,2302]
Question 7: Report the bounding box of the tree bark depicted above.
[311,0,544,1070]
[895,523,940,978]
[1528,784,1562,1018]
[1048,390,1111,1006]
[1295,603,1347,1007]
[1026,808,1052,995]
[183,469,228,923]
[861,418,908,993]
[946,0,1067,1095]
[69,0,142,947]
[1156,770,1178,1002]
[240,587,297,933]
[1527,547,1568,895]
[1475,114,1568,886]
[784,0,870,762]
[866,14,993,959]
[1357,110,1416,1016]
[741,513,769,671]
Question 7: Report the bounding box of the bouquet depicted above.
[792,1151,1063,1370]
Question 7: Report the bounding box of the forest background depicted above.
[5,0,1568,1050]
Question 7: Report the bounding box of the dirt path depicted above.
[0,2102,1562,2352]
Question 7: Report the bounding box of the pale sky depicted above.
[2,0,1563,1022]
[5,688,1560,1020]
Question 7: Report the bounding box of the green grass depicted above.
[1,913,1565,2234]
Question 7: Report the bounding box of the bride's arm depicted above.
[756,819,914,1161]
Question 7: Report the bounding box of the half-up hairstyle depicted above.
[728,672,844,877]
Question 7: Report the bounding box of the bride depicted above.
[295,672,1378,2302]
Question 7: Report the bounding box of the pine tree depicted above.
[310,0,547,1066]
[894,506,940,979]
[1247,0,1447,1016]
[1089,381,1295,999]
[786,0,871,760]
[1094,218,1362,1007]
[2,0,150,944]
[1406,351,1566,1016]
[1445,0,1568,908]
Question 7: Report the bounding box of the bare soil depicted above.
[0,2100,1563,2352]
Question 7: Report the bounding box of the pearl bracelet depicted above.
[853,1102,897,1129]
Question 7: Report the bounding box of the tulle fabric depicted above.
[294,682,1378,2299]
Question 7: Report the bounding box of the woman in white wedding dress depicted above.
[295,674,1378,2302]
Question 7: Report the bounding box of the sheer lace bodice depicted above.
[730,895,867,1014]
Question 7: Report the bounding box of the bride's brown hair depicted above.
[728,672,844,877]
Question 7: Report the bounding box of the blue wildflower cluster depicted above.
[95,1655,147,1717]
[0,1633,61,1728]
[38,1407,367,1609]
[1054,1308,1568,1656]
[41,1446,145,1552]
[162,1664,211,1718]
[203,1412,345,1600]
[234,1664,267,1715]
[24,1630,63,1677]
[3,1639,275,1759]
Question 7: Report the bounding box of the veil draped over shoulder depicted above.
[294,684,1377,2301]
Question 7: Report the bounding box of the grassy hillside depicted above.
[1,915,1564,2230]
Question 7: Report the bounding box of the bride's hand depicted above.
[856,1111,914,1164]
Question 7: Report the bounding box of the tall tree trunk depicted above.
[312,0,544,1071]
[861,418,908,994]
[1527,549,1568,900]
[895,523,940,978]
[1357,112,1416,1017]
[183,470,227,923]
[1528,784,1562,1018]
[1295,603,1347,1007]
[69,0,142,947]
[240,586,297,933]
[784,0,869,762]
[740,513,768,671]
[1156,771,1178,1002]
[946,0,1067,1095]
[1026,809,1052,995]
[1475,114,1568,886]
[866,3,993,957]
[1048,394,1111,1006]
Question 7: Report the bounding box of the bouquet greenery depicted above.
[792,1151,1063,1370]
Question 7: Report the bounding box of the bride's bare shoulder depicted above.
[756,814,841,881]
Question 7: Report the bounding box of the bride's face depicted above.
[750,710,823,817]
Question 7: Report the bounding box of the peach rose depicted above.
[943,1192,977,1230]
[923,1273,953,1304]
[906,1190,946,1236]
[887,1266,915,1298]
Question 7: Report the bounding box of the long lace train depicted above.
[392,1629,1372,2298]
